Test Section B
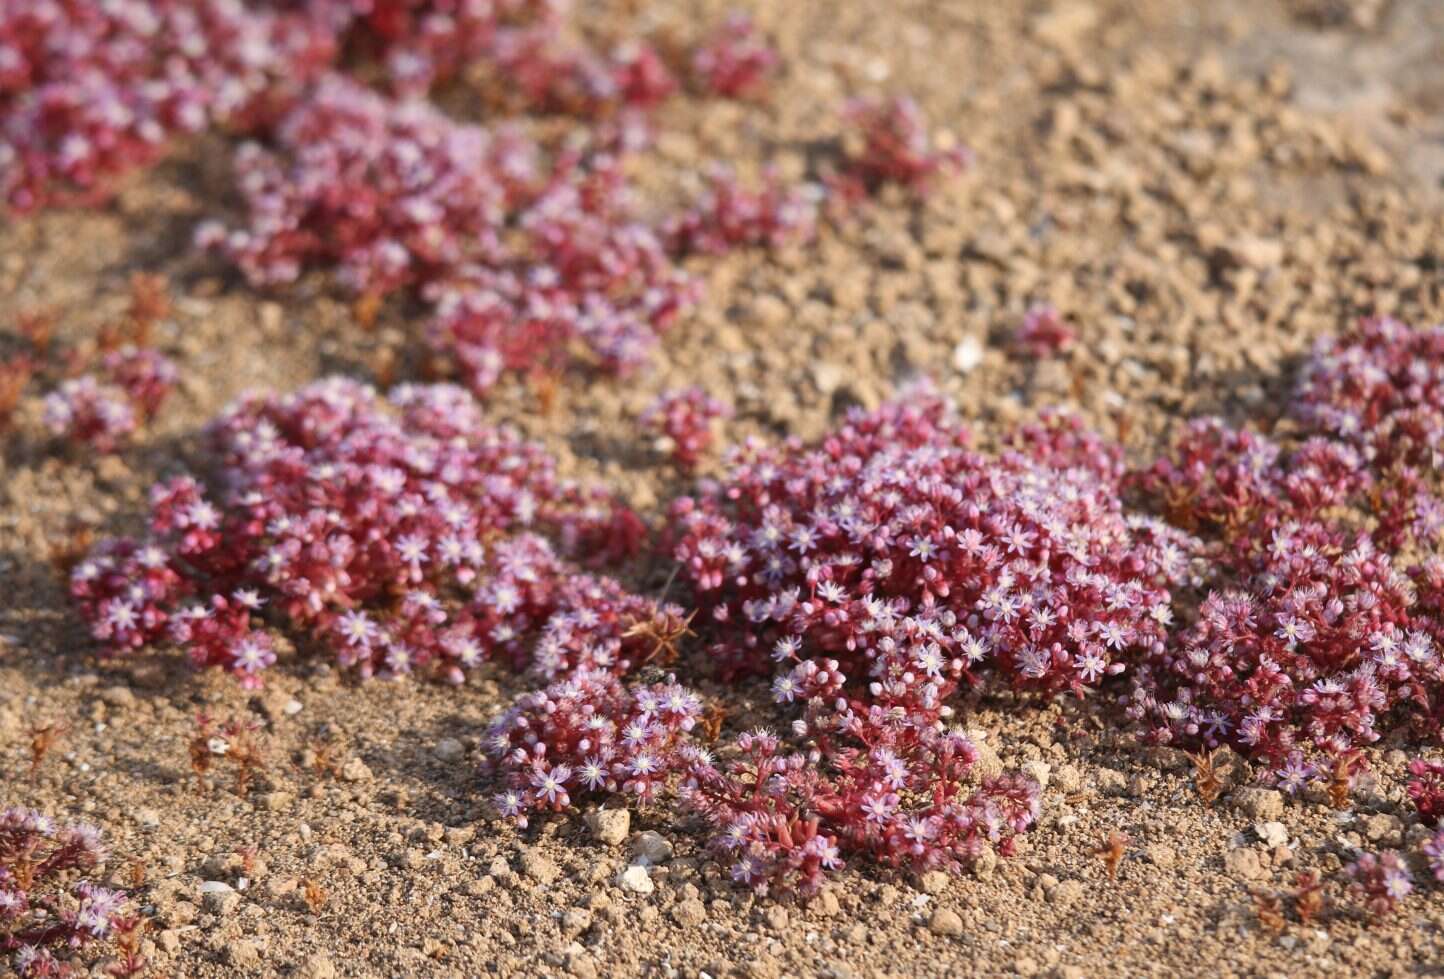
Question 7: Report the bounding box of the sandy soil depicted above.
[3,0,1444,976]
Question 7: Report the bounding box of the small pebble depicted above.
[631,830,673,865]
[1231,787,1284,821]
[585,808,630,847]
[1255,821,1289,848]
[340,757,373,782]
[671,897,707,927]
[618,864,654,895]
[927,907,964,938]
[519,850,560,885]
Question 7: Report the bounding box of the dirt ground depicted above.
[3,0,1444,976]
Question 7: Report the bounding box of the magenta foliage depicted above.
[317,0,560,97]
[102,346,176,418]
[0,0,335,213]
[1295,316,1444,552]
[665,166,818,257]
[1125,318,1444,769]
[1408,757,1444,828]
[1123,520,1433,764]
[486,28,676,117]
[830,96,968,203]
[668,391,1194,693]
[484,669,703,826]
[689,13,779,99]
[679,719,1039,896]
[69,378,653,685]
[1346,849,1412,918]
[1296,316,1444,472]
[39,346,176,452]
[200,75,698,394]
[1002,408,1124,485]
[1,0,670,214]
[424,152,699,393]
[1424,828,1444,883]
[41,376,136,453]
[197,75,510,295]
[0,808,127,978]
[1130,418,1371,539]
[661,392,1177,892]
[641,387,733,469]
[679,730,842,897]
[1012,305,1076,359]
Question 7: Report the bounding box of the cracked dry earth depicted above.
[3,0,1444,977]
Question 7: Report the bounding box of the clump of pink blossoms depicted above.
[1012,305,1076,359]
[689,13,779,100]
[40,347,176,453]
[1125,316,1444,777]
[199,74,697,395]
[830,96,970,204]
[68,377,655,685]
[484,669,703,825]
[1347,849,1412,918]
[1123,519,1433,765]
[660,393,1195,893]
[1296,316,1444,553]
[311,0,561,97]
[196,75,511,296]
[1295,316,1444,472]
[641,387,733,469]
[0,0,335,213]
[664,166,819,257]
[42,378,136,454]
[1,808,138,978]
[679,720,1040,896]
[1408,757,1444,827]
[668,391,1196,691]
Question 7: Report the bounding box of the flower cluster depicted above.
[830,96,969,203]
[1124,521,1434,764]
[1424,829,1444,883]
[661,393,1184,890]
[41,378,135,454]
[664,166,818,257]
[484,669,703,825]
[0,808,132,978]
[3,0,799,219]
[1125,318,1444,770]
[1012,304,1076,359]
[1296,316,1444,471]
[0,0,335,212]
[641,387,733,469]
[1346,849,1412,918]
[688,13,779,100]
[40,347,176,452]
[1294,316,1444,552]
[1002,408,1124,485]
[1129,418,1371,540]
[101,346,177,418]
[69,377,652,684]
[1408,757,1444,827]
[668,391,1195,693]
[482,29,676,118]
[186,21,961,395]
[200,75,698,393]
[680,719,1039,896]
[316,0,561,97]
[423,153,700,392]
[679,732,842,896]
[196,75,510,295]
